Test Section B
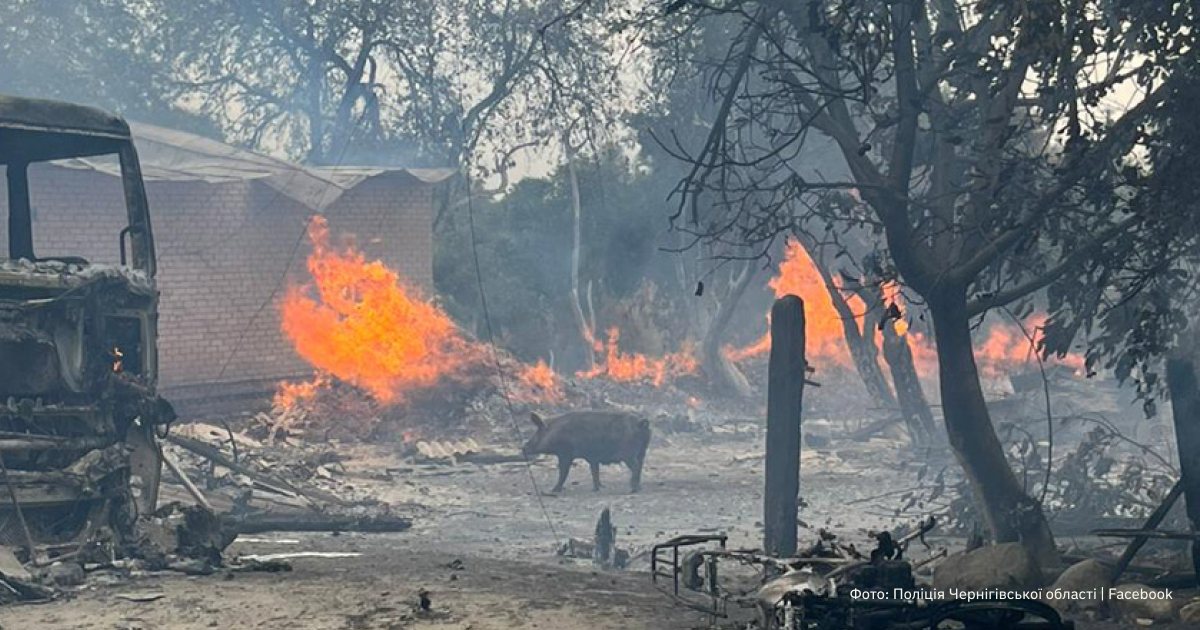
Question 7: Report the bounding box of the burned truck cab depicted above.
[0,95,170,548]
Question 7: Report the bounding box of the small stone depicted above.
[44,561,85,587]
[1046,559,1110,616]
[933,543,1043,593]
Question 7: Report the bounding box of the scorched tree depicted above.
[639,0,1195,558]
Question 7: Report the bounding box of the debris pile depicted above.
[0,418,418,604]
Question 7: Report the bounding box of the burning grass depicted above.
[577,327,698,387]
[726,239,1084,384]
[516,359,565,403]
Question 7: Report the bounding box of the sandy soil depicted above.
[0,423,1192,629]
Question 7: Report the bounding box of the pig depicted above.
[521,411,650,494]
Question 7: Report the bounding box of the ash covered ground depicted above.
[2,373,1195,630]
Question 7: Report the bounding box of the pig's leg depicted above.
[626,454,644,493]
[589,460,602,491]
[551,455,573,493]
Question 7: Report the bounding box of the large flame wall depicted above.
[279,217,480,405]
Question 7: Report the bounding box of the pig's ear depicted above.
[530,412,546,430]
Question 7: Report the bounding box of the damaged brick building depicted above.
[0,122,453,405]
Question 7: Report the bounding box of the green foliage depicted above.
[0,0,217,135]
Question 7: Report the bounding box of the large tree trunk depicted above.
[880,322,938,445]
[846,275,937,445]
[929,288,1058,561]
[1165,331,1200,583]
[798,239,897,410]
[836,298,899,410]
[701,261,756,398]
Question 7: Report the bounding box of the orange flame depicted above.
[278,217,483,406]
[725,240,861,368]
[578,327,697,387]
[274,374,330,409]
[727,241,1085,383]
[515,359,565,403]
[974,314,1085,379]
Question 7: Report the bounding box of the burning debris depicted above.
[278,216,487,406]
[515,359,565,403]
[266,219,705,442]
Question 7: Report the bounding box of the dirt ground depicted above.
[0,418,1194,629]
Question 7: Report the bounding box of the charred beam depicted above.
[226,511,412,535]
[0,435,116,451]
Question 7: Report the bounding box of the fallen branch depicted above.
[1109,478,1184,582]
[1093,528,1200,541]
[226,511,412,535]
[0,435,116,451]
[162,447,213,512]
[165,434,350,508]
[846,417,903,441]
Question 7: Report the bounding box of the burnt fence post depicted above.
[764,295,806,557]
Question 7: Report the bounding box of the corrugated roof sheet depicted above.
[50,122,456,211]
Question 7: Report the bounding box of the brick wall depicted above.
[1,165,435,398]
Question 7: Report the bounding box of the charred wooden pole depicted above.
[764,295,806,557]
[1110,479,1184,582]
[594,507,615,566]
[1166,339,1200,586]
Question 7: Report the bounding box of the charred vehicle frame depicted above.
[0,95,172,558]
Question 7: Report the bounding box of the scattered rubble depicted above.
[557,507,632,569]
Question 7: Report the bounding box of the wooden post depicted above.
[764,295,805,557]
